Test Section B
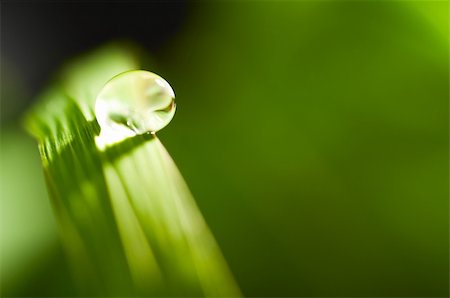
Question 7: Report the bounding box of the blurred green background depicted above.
[1,1,448,297]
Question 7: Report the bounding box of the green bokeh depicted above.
[157,2,448,296]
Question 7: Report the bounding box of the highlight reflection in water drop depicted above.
[95,70,176,149]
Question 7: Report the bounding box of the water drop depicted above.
[95,70,176,148]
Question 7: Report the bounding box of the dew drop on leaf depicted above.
[95,70,175,147]
[95,70,176,144]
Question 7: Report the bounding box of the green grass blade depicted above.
[24,44,240,297]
